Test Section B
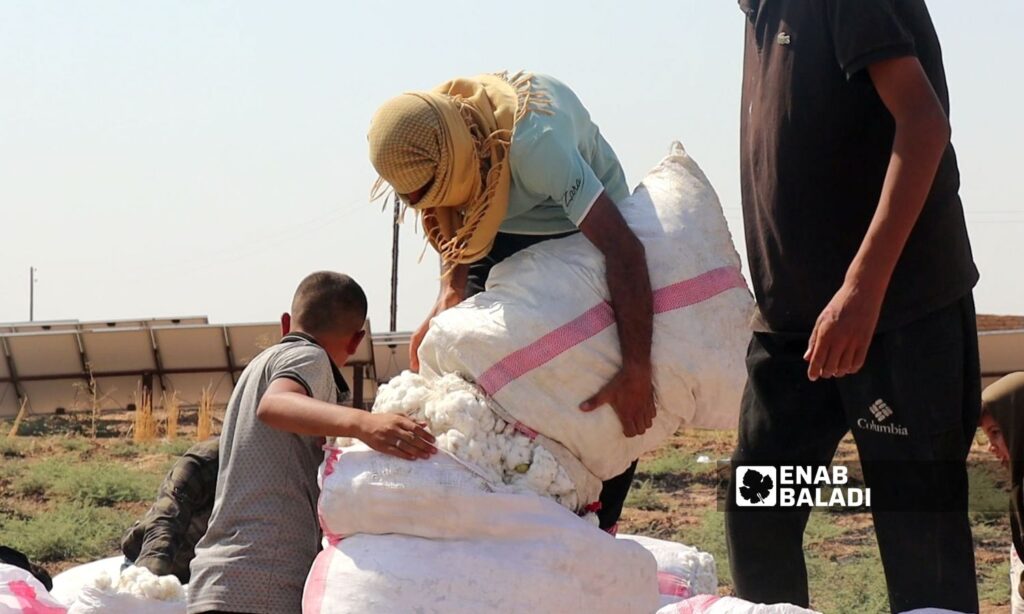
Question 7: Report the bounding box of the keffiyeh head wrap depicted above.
[369,71,550,264]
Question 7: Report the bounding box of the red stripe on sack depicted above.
[477,266,746,395]
[657,571,692,598]
[513,422,539,440]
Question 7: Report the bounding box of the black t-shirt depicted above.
[739,0,978,334]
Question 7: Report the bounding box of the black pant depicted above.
[467,231,638,530]
[725,295,981,613]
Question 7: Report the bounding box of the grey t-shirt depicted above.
[188,338,343,614]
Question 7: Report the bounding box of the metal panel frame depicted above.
[0,318,382,414]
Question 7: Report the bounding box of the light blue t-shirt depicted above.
[500,74,629,235]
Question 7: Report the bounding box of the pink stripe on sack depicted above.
[672,594,719,614]
[657,571,692,598]
[477,266,746,395]
[317,446,344,546]
[302,546,337,614]
[8,580,67,614]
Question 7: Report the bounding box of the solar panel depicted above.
[3,321,80,334]
[373,332,410,384]
[19,379,86,415]
[347,320,375,365]
[0,339,19,417]
[80,328,157,372]
[225,323,279,366]
[4,331,82,377]
[0,385,18,417]
[92,375,160,410]
[161,372,234,406]
[0,319,396,416]
[78,316,208,330]
[151,325,230,371]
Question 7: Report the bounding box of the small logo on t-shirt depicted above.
[776,32,791,46]
[562,178,582,207]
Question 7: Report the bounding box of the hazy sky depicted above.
[2,1,1021,331]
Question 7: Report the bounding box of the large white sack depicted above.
[49,557,122,606]
[658,595,819,614]
[0,563,67,613]
[65,565,185,614]
[618,533,717,606]
[420,142,752,480]
[309,443,658,614]
[66,586,184,614]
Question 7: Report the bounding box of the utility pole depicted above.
[389,193,400,332]
[29,267,37,322]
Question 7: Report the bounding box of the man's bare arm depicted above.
[577,191,656,437]
[409,261,469,372]
[806,56,951,380]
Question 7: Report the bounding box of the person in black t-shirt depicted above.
[726,1,980,612]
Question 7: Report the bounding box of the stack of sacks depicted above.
[308,440,658,613]
[419,141,753,484]
[66,566,185,614]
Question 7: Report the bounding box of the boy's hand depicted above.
[357,413,437,460]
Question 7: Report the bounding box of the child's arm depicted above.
[257,378,436,460]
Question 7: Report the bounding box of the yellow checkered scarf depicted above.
[369,71,550,264]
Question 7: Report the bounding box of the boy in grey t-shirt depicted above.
[188,272,436,614]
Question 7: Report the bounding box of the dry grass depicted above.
[131,388,158,444]
[163,391,180,441]
[72,364,115,439]
[196,385,214,441]
[7,398,28,437]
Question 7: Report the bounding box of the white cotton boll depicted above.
[561,491,577,511]
[480,437,503,469]
[502,435,533,470]
[465,438,486,465]
[401,386,430,414]
[140,577,165,600]
[549,466,575,497]
[156,574,186,601]
[93,571,113,592]
[439,429,468,454]
[521,448,558,492]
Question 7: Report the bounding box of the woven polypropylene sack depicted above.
[420,142,752,480]
[308,443,659,614]
[617,533,717,606]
